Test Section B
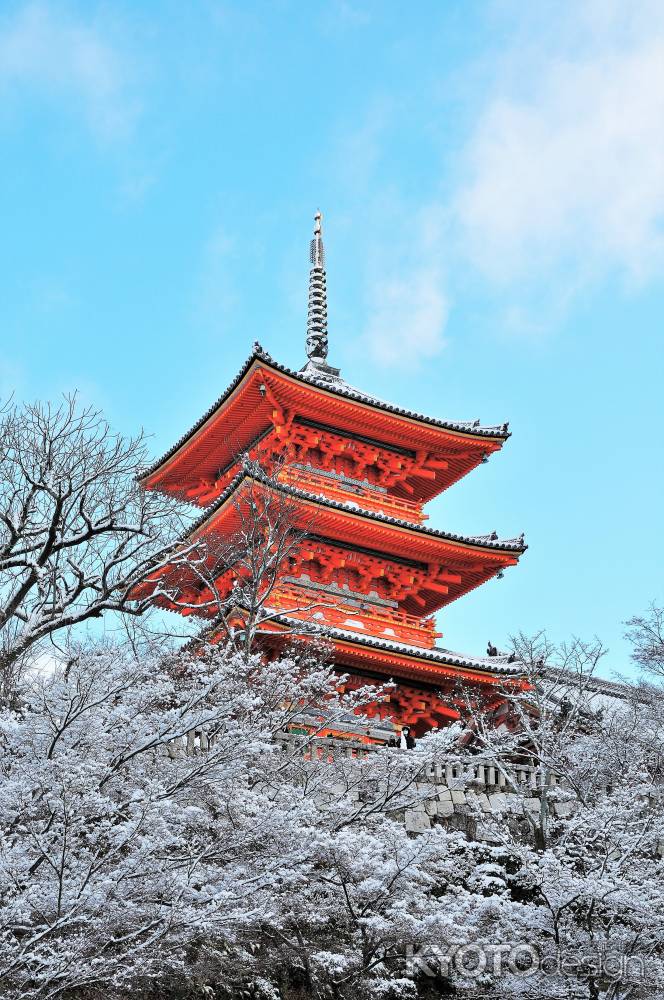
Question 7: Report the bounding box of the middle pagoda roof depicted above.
[179,470,526,615]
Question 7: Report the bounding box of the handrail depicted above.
[279,468,426,524]
[269,583,437,647]
[273,732,561,788]
[163,729,561,790]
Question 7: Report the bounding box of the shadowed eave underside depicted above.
[187,469,527,556]
[140,345,511,490]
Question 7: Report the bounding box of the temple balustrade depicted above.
[163,728,560,793]
[274,733,561,790]
[268,580,439,648]
[279,466,427,524]
[159,728,577,841]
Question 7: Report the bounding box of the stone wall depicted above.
[274,733,569,837]
[167,729,570,840]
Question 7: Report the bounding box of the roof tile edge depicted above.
[140,344,512,482]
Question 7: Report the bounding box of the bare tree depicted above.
[0,396,192,703]
[154,456,335,664]
[625,603,664,680]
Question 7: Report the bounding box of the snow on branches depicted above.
[0,639,491,1000]
[0,396,194,704]
[3,627,664,999]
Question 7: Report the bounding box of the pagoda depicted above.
[140,213,527,738]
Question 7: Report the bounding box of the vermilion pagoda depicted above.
[141,213,527,738]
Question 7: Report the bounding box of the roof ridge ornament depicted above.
[300,210,341,383]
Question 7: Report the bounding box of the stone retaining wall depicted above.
[275,733,569,835]
[168,729,570,837]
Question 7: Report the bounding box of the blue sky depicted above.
[1,1,662,677]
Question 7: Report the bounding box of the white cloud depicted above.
[361,204,450,368]
[0,2,139,141]
[364,264,449,368]
[455,3,664,287]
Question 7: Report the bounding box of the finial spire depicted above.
[311,210,324,266]
[300,210,341,382]
[306,211,329,364]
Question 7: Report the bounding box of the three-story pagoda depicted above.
[141,213,527,737]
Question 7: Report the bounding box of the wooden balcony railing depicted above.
[269,582,438,648]
[280,468,427,524]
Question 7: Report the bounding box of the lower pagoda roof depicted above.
[255,612,527,685]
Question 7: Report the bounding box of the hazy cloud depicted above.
[456,4,664,288]
[364,264,449,367]
[0,2,140,141]
[362,206,449,368]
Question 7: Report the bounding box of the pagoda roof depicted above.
[139,471,525,618]
[189,469,527,557]
[277,348,508,437]
[257,612,526,686]
[141,345,510,498]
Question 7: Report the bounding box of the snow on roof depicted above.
[539,666,635,701]
[264,612,526,677]
[141,344,510,481]
[265,344,510,435]
[189,469,528,554]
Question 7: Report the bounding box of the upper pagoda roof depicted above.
[274,346,509,438]
[141,345,510,499]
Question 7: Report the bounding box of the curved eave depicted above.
[189,471,527,557]
[171,472,525,612]
[140,346,510,495]
[256,615,528,687]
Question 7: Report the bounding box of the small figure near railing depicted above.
[387,726,417,749]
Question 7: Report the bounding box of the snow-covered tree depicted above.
[1,635,522,1000]
[454,631,664,999]
[625,603,664,681]
[3,623,664,999]
[0,397,193,705]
